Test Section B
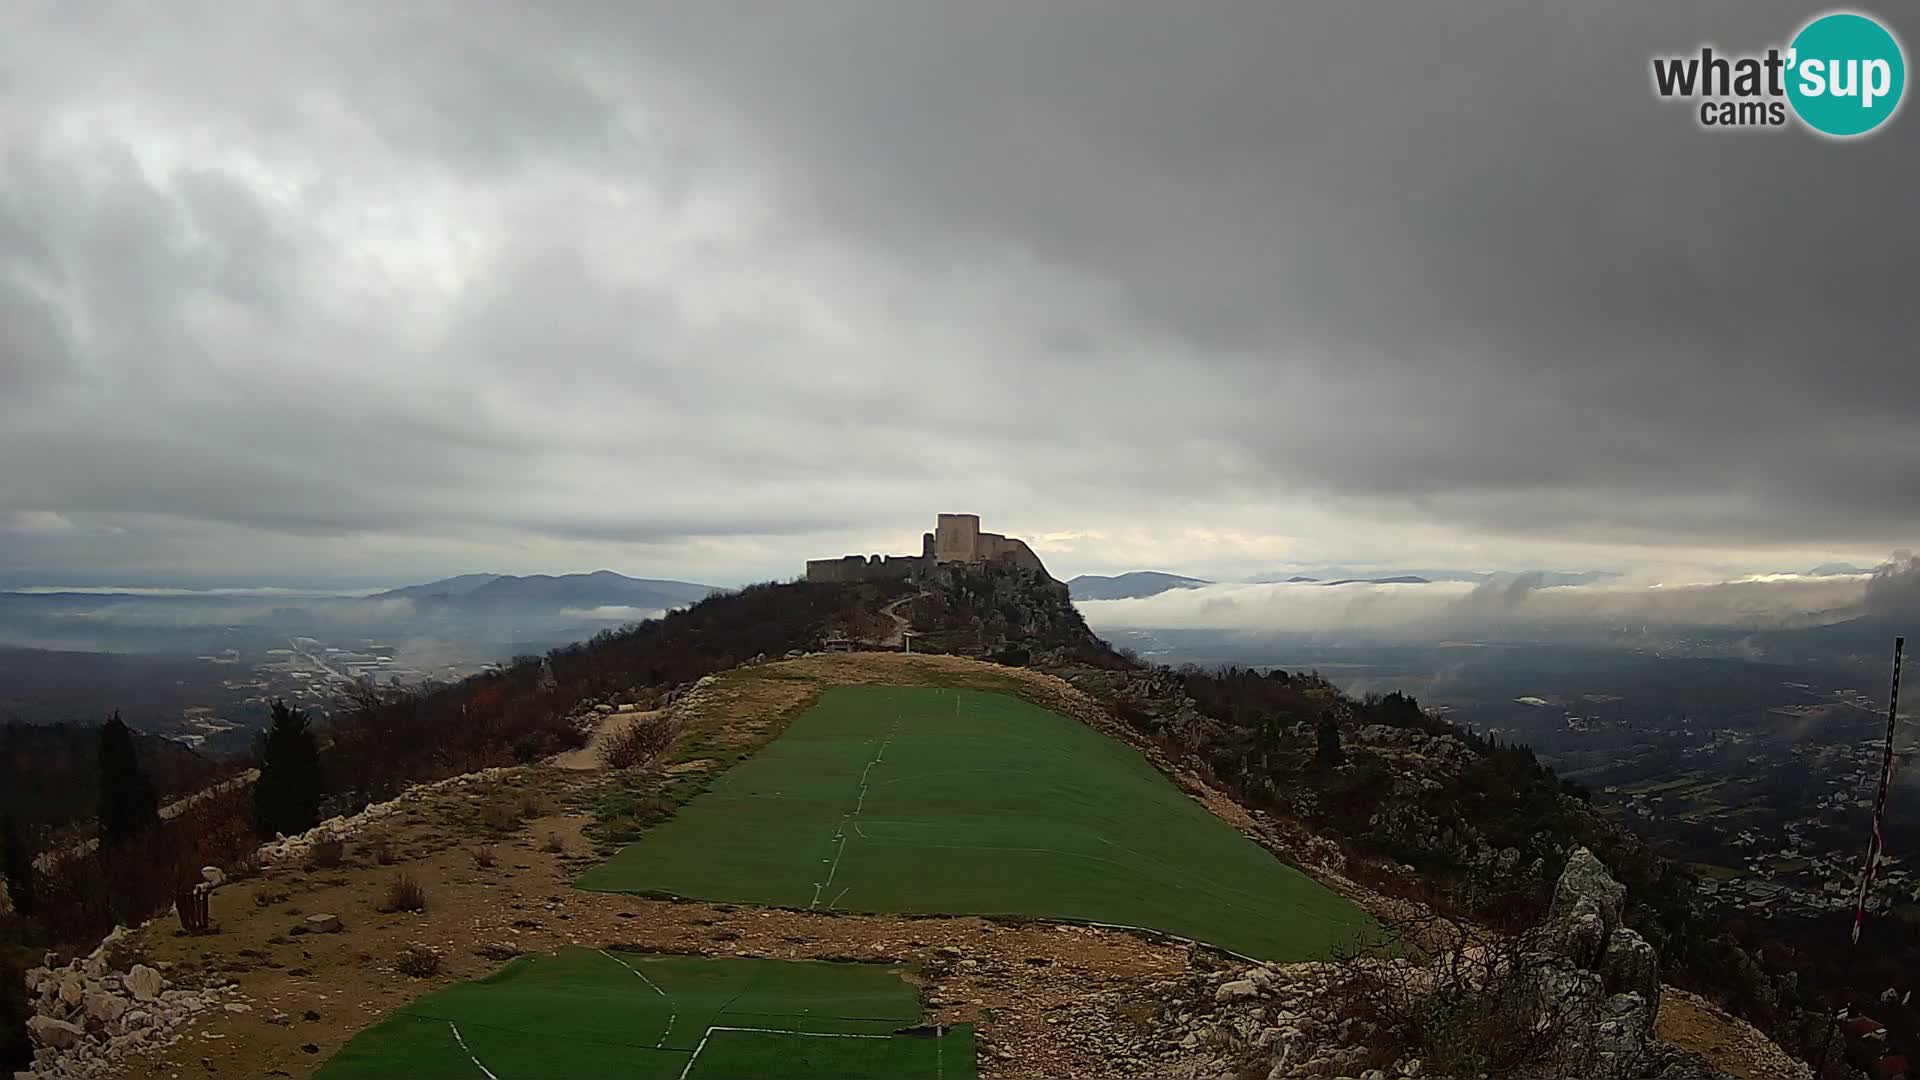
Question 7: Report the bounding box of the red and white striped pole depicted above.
[1816,636,1903,1077]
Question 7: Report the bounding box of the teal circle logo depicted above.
[1787,11,1906,137]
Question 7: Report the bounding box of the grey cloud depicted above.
[1865,551,1920,614]
[1,2,1915,584]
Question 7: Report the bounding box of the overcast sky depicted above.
[2,2,1916,589]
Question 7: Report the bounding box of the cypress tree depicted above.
[1315,712,1345,770]
[253,700,324,839]
[0,814,32,917]
[97,711,159,844]
[1,946,30,1073]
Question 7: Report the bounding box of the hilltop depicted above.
[6,561,1825,1079]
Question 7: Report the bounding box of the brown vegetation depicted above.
[378,874,426,914]
[596,714,681,770]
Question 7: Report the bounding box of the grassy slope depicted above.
[579,685,1372,961]
[316,948,972,1080]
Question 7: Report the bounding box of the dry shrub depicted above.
[368,839,395,866]
[470,845,497,869]
[305,837,345,870]
[543,833,566,854]
[598,716,682,770]
[379,873,427,914]
[395,944,441,978]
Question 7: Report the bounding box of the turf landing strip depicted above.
[578,685,1374,961]
[313,948,975,1080]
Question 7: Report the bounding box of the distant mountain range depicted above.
[1805,562,1874,577]
[371,572,719,613]
[1067,572,1211,600]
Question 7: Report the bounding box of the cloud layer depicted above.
[1078,572,1878,638]
[3,2,1915,585]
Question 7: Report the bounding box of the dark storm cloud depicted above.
[1,1,1914,584]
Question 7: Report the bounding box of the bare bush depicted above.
[367,839,395,866]
[543,833,566,854]
[598,716,682,770]
[395,944,442,978]
[305,837,345,870]
[470,845,497,869]
[379,873,426,914]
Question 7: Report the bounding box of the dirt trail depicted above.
[876,591,924,648]
[547,707,661,770]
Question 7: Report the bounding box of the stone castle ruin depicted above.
[805,513,1050,583]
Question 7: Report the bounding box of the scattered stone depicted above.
[82,990,128,1024]
[1214,978,1259,1003]
[303,914,344,934]
[124,966,164,1002]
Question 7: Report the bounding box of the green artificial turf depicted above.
[578,685,1372,961]
[315,948,972,1080]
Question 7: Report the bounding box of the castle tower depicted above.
[933,513,982,563]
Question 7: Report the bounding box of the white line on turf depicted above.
[599,949,677,1048]
[809,715,898,909]
[676,1025,895,1080]
[447,1021,500,1080]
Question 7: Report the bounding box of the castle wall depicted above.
[805,554,924,584]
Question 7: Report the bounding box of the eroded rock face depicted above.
[1546,847,1661,1021]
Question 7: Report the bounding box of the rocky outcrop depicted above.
[1126,850,1772,1080]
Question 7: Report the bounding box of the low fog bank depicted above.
[1076,561,1917,640]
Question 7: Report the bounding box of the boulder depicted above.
[26,1017,84,1050]
[1214,978,1259,1003]
[56,976,84,1007]
[201,865,226,889]
[1549,848,1625,939]
[83,989,129,1024]
[124,965,164,1002]
[304,913,344,934]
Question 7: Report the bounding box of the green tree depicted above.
[0,814,32,917]
[96,711,159,844]
[1,946,29,1073]
[1315,712,1345,770]
[253,700,324,839]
